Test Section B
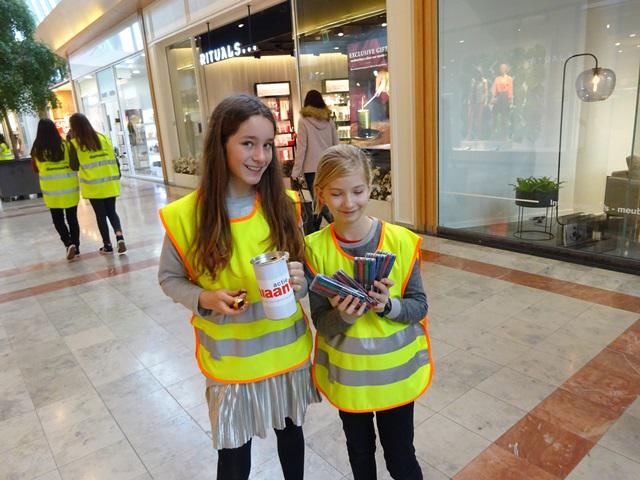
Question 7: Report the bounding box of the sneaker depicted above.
[99,245,114,255]
[66,244,77,260]
[117,239,127,254]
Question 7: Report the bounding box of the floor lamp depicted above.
[556,53,616,226]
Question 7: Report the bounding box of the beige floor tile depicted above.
[142,300,192,326]
[109,388,184,438]
[128,411,210,470]
[12,337,71,368]
[533,328,602,365]
[148,446,217,480]
[46,306,103,337]
[252,449,343,480]
[435,349,502,388]
[186,401,212,437]
[148,351,201,387]
[74,339,144,387]
[0,434,57,480]
[64,325,116,351]
[626,397,640,420]
[567,444,640,480]
[475,366,555,411]
[0,368,35,421]
[306,418,352,475]
[95,369,164,409]
[37,390,107,438]
[493,316,562,347]
[470,292,532,317]
[125,329,190,368]
[598,413,640,464]
[302,398,340,438]
[414,413,491,477]
[46,411,125,466]
[428,338,458,360]
[33,470,63,480]
[417,370,471,412]
[0,410,44,453]
[440,388,526,442]
[166,373,205,410]
[508,348,584,386]
[463,330,532,365]
[20,353,94,409]
[58,438,147,480]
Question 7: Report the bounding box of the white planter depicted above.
[173,172,200,189]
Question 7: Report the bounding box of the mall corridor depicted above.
[0,178,638,479]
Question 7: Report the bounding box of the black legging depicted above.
[50,206,80,249]
[89,197,122,246]
[217,417,305,480]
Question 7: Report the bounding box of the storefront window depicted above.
[295,1,391,203]
[167,39,204,176]
[75,75,105,136]
[115,54,162,178]
[50,82,76,136]
[438,0,640,269]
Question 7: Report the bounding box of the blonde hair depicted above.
[313,144,372,214]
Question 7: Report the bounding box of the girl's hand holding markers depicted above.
[369,278,395,313]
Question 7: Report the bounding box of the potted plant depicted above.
[511,176,562,207]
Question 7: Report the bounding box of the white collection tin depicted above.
[250,251,297,320]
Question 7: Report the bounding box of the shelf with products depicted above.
[255,82,296,170]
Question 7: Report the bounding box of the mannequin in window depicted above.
[466,67,489,140]
[491,63,513,140]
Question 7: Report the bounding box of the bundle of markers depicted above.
[309,251,396,308]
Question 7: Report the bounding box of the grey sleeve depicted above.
[384,261,428,324]
[157,235,210,316]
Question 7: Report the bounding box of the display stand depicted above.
[514,204,556,241]
[322,79,351,142]
[255,82,296,175]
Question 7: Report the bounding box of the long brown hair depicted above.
[31,118,65,162]
[69,113,101,151]
[192,94,304,278]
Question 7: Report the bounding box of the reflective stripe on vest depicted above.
[306,222,432,412]
[316,348,430,387]
[36,142,80,209]
[72,134,120,199]
[197,316,307,360]
[159,189,311,384]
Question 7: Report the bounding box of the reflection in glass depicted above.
[167,40,203,176]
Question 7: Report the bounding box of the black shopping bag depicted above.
[293,181,319,235]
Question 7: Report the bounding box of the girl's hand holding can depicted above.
[368,278,395,313]
[199,288,248,315]
[288,261,306,292]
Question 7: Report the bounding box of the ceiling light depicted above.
[630,33,637,38]
[618,49,623,53]
[459,40,465,44]
[615,42,621,46]
[133,70,141,74]
[334,47,339,50]
[238,23,244,28]
[606,24,610,29]
[381,22,387,27]
[337,32,344,37]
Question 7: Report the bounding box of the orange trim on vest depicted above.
[329,220,386,261]
[310,317,433,413]
[192,310,313,384]
[159,208,197,282]
[402,237,423,296]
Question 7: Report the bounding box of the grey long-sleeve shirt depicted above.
[305,218,428,338]
[158,194,308,323]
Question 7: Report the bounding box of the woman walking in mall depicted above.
[158,94,319,480]
[68,113,127,255]
[31,119,80,260]
[291,89,339,232]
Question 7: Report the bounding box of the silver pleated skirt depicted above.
[205,364,321,450]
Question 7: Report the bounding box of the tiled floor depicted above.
[0,178,639,479]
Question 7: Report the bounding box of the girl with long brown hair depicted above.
[158,94,319,480]
[68,113,126,254]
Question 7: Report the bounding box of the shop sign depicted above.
[199,42,258,65]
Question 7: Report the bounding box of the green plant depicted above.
[510,176,562,193]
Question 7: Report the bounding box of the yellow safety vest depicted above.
[0,142,14,160]
[305,222,432,412]
[35,142,79,209]
[159,189,312,384]
[71,134,120,199]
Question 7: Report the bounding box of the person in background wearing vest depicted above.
[0,133,15,160]
[30,119,80,260]
[68,113,127,255]
[291,90,339,232]
[158,95,319,480]
[305,145,432,480]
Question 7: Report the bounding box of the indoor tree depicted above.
[0,0,66,158]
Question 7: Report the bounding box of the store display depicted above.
[255,82,296,171]
[322,80,351,142]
